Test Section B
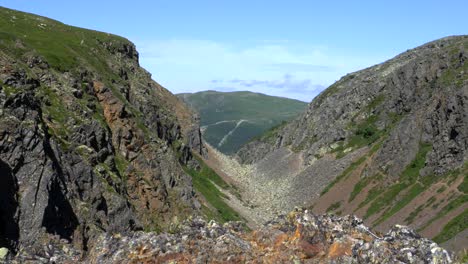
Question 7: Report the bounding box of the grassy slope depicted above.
[0,7,243,227]
[309,37,468,244]
[178,90,307,154]
[0,7,130,76]
[182,156,243,223]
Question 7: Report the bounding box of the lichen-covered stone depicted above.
[11,209,453,263]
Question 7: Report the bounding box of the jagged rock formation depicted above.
[236,36,468,249]
[0,7,205,253]
[8,209,454,263]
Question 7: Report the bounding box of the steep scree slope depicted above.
[236,36,468,248]
[0,7,205,253]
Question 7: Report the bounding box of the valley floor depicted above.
[200,143,291,228]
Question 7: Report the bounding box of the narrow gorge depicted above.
[0,6,466,263]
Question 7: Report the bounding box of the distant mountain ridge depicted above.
[178,90,307,154]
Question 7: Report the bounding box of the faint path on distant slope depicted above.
[200,120,237,133]
[217,119,249,148]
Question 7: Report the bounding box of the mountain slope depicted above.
[178,90,307,154]
[0,6,206,253]
[236,36,468,249]
[0,7,458,262]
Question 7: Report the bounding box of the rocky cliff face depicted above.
[9,209,454,263]
[236,36,468,248]
[0,7,204,253]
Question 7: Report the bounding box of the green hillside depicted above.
[178,90,307,154]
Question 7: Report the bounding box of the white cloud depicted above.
[135,39,386,101]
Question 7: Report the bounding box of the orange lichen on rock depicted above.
[328,240,353,259]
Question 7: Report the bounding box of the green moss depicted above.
[433,209,468,243]
[457,249,468,263]
[0,7,130,77]
[458,174,468,194]
[192,155,230,189]
[426,196,437,207]
[320,155,367,196]
[93,165,119,194]
[356,184,383,211]
[436,185,447,193]
[1,84,21,96]
[437,62,467,89]
[326,201,342,212]
[114,154,129,180]
[400,143,432,181]
[366,95,385,111]
[349,176,371,202]
[364,142,433,221]
[330,141,346,157]
[404,204,424,224]
[365,182,408,219]
[183,157,242,223]
[78,89,108,129]
[374,183,425,225]
[419,195,468,232]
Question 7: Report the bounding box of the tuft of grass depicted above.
[433,209,468,243]
[326,201,342,212]
[458,174,468,194]
[364,142,433,220]
[437,185,447,193]
[320,155,367,196]
[404,204,424,224]
[114,154,129,181]
[347,115,382,149]
[365,182,408,219]
[418,195,468,232]
[349,176,371,202]
[0,6,130,76]
[356,184,384,211]
[400,143,432,181]
[373,183,425,225]
[183,157,242,223]
[365,95,385,111]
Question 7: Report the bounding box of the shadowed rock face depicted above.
[0,7,204,252]
[0,160,19,251]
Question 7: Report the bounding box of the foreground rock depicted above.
[8,209,452,263]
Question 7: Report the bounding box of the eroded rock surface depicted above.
[235,36,468,246]
[0,7,204,254]
[9,209,453,263]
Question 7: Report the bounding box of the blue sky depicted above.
[1,1,466,101]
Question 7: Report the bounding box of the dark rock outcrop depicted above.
[0,6,204,254]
